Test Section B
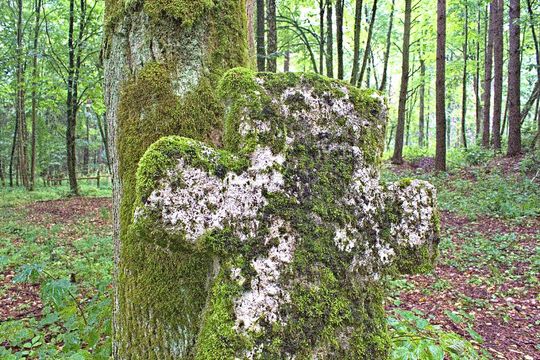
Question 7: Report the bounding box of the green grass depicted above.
[0,183,112,208]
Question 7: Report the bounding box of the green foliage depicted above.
[388,309,485,360]
[0,190,112,359]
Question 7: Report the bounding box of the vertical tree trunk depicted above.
[83,105,90,175]
[461,2,469,149]
[284,50,291,72]
[474,6,483,141]
[0,157,5,187]
[256,0,266,71]
[526,0,540,148]
[482,2,495,148]
[358,0,379,86]
[96,112,111,173]
[436,0,447,172]
[492,0,503,150]
[379,0,395,92]
[266,0,277,72]
[350,0,363,85]
[103,1,248,357]
[16,0,29,190]
[391,0,412,164]
[507,0,521,155]
[326,0,334,78]
[419,58,426,147]
[246,0,256,67]
[66,0,78,195]
[336,0,344,79]
[9,114,18,187]
[319,0,325,75]
[30,0,42,191]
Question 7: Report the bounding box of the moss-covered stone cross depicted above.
[131,68,439,359]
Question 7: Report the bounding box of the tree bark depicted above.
[266,0,277,72]
[492,0,503,150]
[257,0,266,71]
[379,0,395,92]
[16,0,29,190]
[350,0,363,85]
[436,0,447,172]
[391,0,412,164]
[482,2,495,148]
[336,0,344,79]
[319,0,325,75]
[461,2,469,149]
[30,0,42,191]
[508,0,521,155]
[246,0,256,67]
[358,0,378,87]
[326,0,333,78]
[419,58,426,147]
[474,6,483,141]
[66,0,79,195]
[103,1,248,357]
[526,0,540,148]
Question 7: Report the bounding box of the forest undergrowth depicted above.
[0,149,538,359]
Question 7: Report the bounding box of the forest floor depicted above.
[0,151,539,359]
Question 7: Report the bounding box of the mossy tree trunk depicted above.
[103,0,248,357]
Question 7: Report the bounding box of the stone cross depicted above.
[131,68,439,359]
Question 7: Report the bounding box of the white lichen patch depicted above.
[138,146,286,243]
[279,85,369,140]
[234,218,296,333]
[388,180,437,246]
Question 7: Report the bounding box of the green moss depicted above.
[194,270,247,359]
[112,0,248,355]
[143,0,213,25]
[105,0,213,30]
[117,66,434,358]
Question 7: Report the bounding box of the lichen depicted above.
[128,70,439,358]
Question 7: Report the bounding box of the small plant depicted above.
[388,309,486,359]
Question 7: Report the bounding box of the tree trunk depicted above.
[266,0,277,72]
[507,0,521,156]
[9,117,17,187]
[336,0,344,79]
[350,0,363,85]
[379,0,395,92]
[0,157,5,187]
[319,0,325,75]
[103,1,248,356]
[257,0,266,71]
[83,104,90,175]
[419,58,426,147]
[391,0,412,164]
[358,0,378,87]
[30,0,42,191]
[482,2,495,148]
[474,6,483,141]
[526,0,540,148]
[436,0,447,172]
[492,0,503,150]
[284,50,290,72]
[16,0,29,190]
[326,0,333,78]
[246,0,256,67]
[66,0,78,195]
[461,2,469,149]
